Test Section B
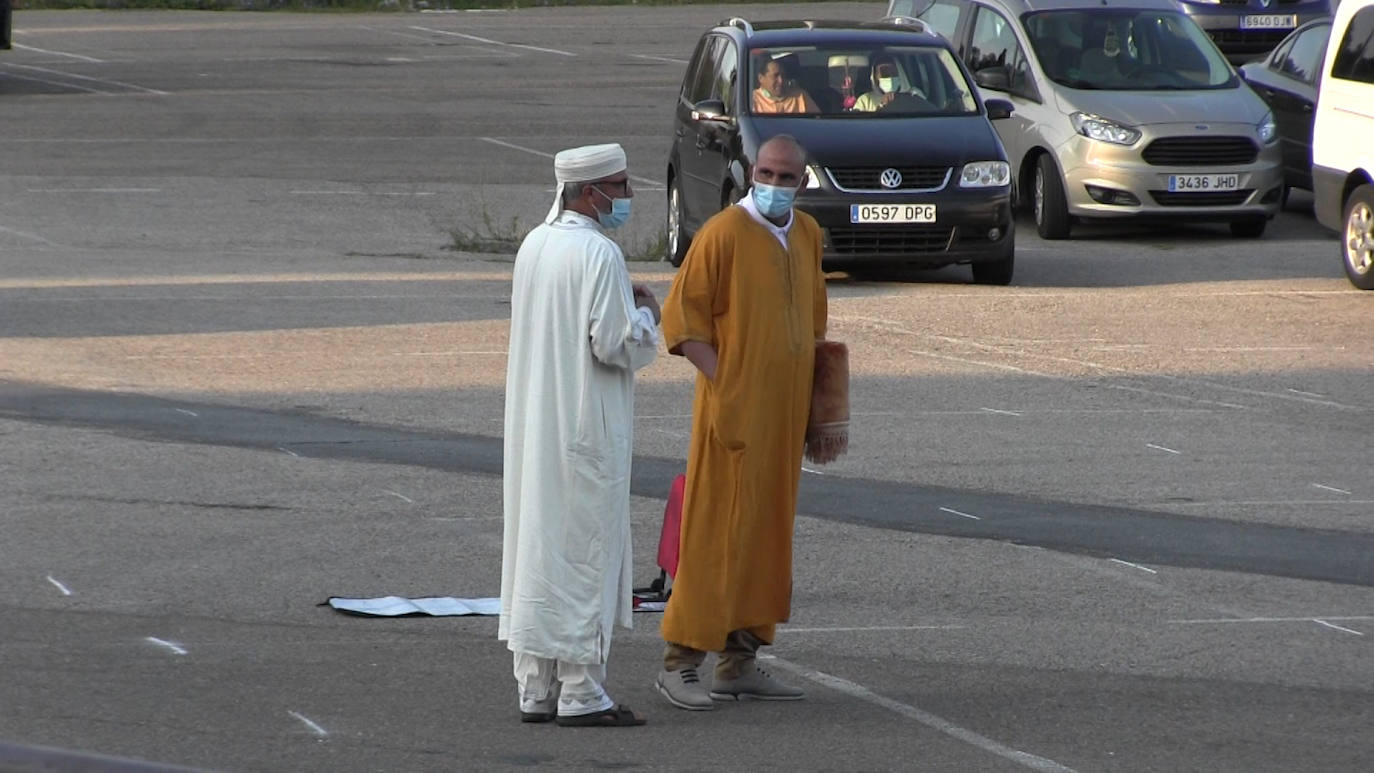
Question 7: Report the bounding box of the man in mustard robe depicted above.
[654,135,828,711]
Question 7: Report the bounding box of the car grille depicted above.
[825,166,950,192]
[1207,29,1293,49]
[1141,137,1258,166]
[1148,190,1254,206]
[827,226,955,254]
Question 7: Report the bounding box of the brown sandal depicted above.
[555,704,647,727]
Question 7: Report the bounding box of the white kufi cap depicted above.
[546,143,627,223]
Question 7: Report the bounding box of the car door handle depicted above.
[1302,103,1313,113]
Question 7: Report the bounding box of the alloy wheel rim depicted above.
[1346,201,1374,276]
[1034,168,1045,224]
[667,186,680,259]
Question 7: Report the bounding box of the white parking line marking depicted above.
[28,188,162,193]
[289,190,435,196]
[277,447,299,458]
[629,53,690,65]
[382,489,414,504]
[1312,619,1364,636]
[409,25,575,57]
[47,576,72,596]
[478,137,663,187]
[801,466,825,475]
[1109,558,1157,574]
[288,711,329,737]
[0,225,61,246]
[1168,615,1374,625]
[0,69,106,94]
[766,656,1078,772]
[12,43,105,63]
[780,624,965,633]
[1145,443,1180,454]
[1287,388,1327,398]
[1,62,168,95]
[1311,483,1352,495]
[146,637,187,656]
[939,506,980,520]
[173,408,199,417]
[979,407,1022,416]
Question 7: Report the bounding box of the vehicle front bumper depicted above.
[798,187,1014,267]
[1057,128,1283,223]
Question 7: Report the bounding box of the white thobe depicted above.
[500,210,659,667]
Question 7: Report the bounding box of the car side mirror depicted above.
[691,99,729,122]
[985,98,1014,120]
[974,67,1011,91]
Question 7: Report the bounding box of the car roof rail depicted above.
[724,17,755,36]
[880,15,936,35]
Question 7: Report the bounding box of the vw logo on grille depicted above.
[1260,0,1272,8]
[879,168,904,189]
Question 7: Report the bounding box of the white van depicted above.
[1311,0,1374,289]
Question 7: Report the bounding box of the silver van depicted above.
[889,0,1284,239]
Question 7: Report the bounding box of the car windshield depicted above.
[1023,10,1237,90]
[747,44,980,117]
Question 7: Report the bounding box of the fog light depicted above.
[1085,185,1140,206]
[1261,186,1283,204]
[988,227,1002,242]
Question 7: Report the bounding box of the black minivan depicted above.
[667,17,1017,283]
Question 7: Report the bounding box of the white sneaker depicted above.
[655,667,715,711]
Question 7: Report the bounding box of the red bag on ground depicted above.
[657,474,685,579]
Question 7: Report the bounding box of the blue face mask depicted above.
[592,185,632,229]
[751,181,797,219]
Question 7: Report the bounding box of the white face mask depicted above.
[877,76,899,93]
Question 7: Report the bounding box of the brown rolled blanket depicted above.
[804,340,849,464]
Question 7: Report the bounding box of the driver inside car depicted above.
[850,55,926,111]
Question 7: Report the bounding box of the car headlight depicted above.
[1258,111,1277,144]
[959,161,1011,188]
[804,165,823,189]
[1072,112,1141,146]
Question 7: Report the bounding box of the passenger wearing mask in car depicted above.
[1078,19,1134,85]
[752,56,821,114]
[850,55,925,112]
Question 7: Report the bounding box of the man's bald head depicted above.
[759,134,808,169]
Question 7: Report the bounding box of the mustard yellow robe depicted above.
[659,205,828,652]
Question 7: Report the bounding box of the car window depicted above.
[747,44,978,117]
[714,40,740,114]
[1024,10,1235,90]
[1268,35,1298,74]
[920,0,963,41]
[683,36,723,104]
[1276,24,1329,85]
[967,6,1033,96]
[1331,7,1374,84]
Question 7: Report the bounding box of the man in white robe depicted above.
[499,143,660,728]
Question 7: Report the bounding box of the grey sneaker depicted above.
[710,663,805,701]
[655,667,715,711]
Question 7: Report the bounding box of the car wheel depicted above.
[667,179,690,267]
[1341,183,1374,290]
[1034,154,1071,240]
[1229,218,1267,238]
[971,252,1014,285]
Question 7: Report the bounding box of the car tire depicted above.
[971,238,1014,285]
[1341,183,1374,290]
[1229,218,1267,238]
[1034,154,1071,240]
[667,179,690,267]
